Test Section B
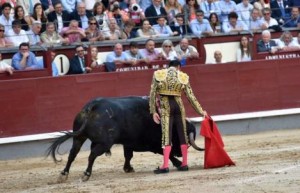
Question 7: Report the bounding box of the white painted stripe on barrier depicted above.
[189,108,300,122]
[0,132,68,145]
[1,108,300,145]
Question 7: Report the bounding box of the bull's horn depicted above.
[189,133,204,151]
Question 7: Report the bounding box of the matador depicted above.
[149,60,206,174]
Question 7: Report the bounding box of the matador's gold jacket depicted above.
[149,67,204,115]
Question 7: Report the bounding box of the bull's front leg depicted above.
[123,146,135,173]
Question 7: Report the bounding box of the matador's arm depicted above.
[184,82,205,115]
[149,76,158,114]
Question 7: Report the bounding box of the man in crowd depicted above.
[12,42,41,70]
[71,2,93,29]
[270,0,292,24]
[47,1,71,33]
[125,42,148,65]
[68,45,92,74]
[27,21,42,46]
[249,8,265,32]
[140,39,163,61]
[6,20,29,47]
[174,38,199,60]
[60,20,86,44]
[190,10,213,37]
[283,7,300,28]
[212,50,226,64]
[222,11,248,33]
[152,15,176,37]
[257,30,277,53]
[201,0,221,19]
[0,3,13,33]
[144,0,167,25]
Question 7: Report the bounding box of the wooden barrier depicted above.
[1,57,300,137]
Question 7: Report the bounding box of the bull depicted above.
[47,96,203,182]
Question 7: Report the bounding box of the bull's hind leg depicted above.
[58,137,86,183]
[123,146,134,173]
[82,143,111,181]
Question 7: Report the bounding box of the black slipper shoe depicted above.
[177,165,189,171]
[153,167,169,174]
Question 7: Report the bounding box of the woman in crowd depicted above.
[121,20,137,39]
[165,0,183,24]
[85,17,104,42]
[30,3,48,32]
[93,2,109,31]
[13,5,31,31]
[0,24,13,47]
[208,13,221,34]
[90,46,100,67]
[136,19,159,38]
[182,0,200,22]
[160,39,181,61]
[236,36,251,62]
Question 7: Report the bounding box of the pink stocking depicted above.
[181,144,188,166]
[162,145,172,169]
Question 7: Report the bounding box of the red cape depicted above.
[200,116,235,169]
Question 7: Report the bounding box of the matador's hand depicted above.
[203,111,207,117]
[153,113,161,124]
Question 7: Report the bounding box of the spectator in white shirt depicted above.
[27,21,42,46]
[218,0,237,22]
[249,7,265,32]
[190,10,213,37]
[160,39,181,60]
[272,31,300,53]
[236,0,253,26]
[152,15,176,37]
[6,20,29,47]
[0,3,14,34]
[222,11,248,33]
[201,0,221,19]
[260,7,279,29]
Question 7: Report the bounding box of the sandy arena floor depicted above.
[1,129,300,193]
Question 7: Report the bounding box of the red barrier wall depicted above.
[1,58,300,138]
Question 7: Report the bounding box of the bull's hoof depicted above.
[81,172,91,182]
[57,172,68,183]
[124,166,135,173]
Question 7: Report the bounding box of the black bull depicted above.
[47,96,203,182]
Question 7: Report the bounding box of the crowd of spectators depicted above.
[0,0,299,75]
[0,0,298,47]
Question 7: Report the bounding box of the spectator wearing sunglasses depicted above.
[85,17,104,42]
[260,7,279,29]
[0,24,13,47]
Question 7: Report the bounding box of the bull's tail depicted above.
[46,119,88,163]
